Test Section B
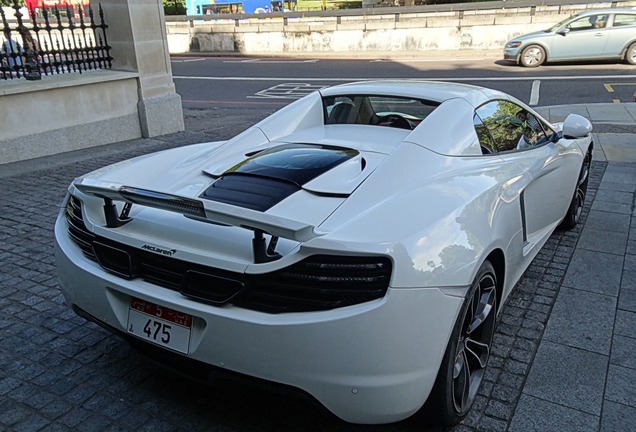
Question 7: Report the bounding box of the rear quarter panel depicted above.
[605,21,636,56]
[312,142,526,291]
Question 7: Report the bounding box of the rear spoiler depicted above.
[72,178,320,243]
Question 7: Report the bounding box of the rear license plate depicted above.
[127,298,192,354]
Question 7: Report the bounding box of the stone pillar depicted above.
[100,0,184,137]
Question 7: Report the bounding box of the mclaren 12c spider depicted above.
[55,81,593,426]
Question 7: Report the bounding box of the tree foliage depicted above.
[163,0,186,15]
[0,0,24,7]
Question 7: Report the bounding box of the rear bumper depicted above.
[55,213,464,424]
[73,303,322,404]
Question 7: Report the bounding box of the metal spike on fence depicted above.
[98,3,112,68]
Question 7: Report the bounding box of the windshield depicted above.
[323,94,439,130]
[545,13,581,32]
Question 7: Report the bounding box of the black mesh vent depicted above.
[201,175,300,212]
[201,144,358,211]
[65,197,391,313]
[65,195,96,260]
[246,255,391,313]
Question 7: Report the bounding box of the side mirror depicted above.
[562,114,592,139]
[557,27,570,36]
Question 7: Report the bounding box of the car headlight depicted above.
[506,41,522,49]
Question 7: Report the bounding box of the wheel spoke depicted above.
[467,277,496,334]
[453,350,471,412]
[577,187,586,205]
[579,166,590,186]
[467,289,495,333]
[453,347,465,379]
[525,49,541,64]
[465,337,490,369]
[578,153,591,187]
[573,187,585,222]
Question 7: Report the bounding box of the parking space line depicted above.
[603,82,636,102]
[529,80,541,106]
[248,83,329,99]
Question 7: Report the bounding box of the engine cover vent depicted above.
[201,144,358,211]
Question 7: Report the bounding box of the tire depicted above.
[520,45,545,67]
[626,42,636,65]
[420,261,498,426]
[560,149,591,230]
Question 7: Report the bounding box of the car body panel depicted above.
[55,80,593,424]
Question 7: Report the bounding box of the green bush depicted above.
[163,0,186,15]
[1,0,24,6]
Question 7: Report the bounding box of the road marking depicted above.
[529,80,541,106]
[249,83,329,99]
[224,59,260,63]
[182,99,288,105]
[174,74,636,82]
[223,59,320,64]
[370,58,492,63]
[602,82,636,102]
[171,58,207,63]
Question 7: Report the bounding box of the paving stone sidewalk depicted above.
[0,105,634,432]
[507,162,636,432]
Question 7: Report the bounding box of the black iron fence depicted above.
[1,1,112,81]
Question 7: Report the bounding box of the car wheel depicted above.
[560,149,591,230]
[420,260,498,426]
[520,45,545,67]
[626,42,636,65]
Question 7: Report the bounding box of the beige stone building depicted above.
[0,0,184,165]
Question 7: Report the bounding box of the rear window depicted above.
[323,94,439,129]
[613,14,636,27]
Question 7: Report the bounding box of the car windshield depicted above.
[323,94,439,129]
[545,14,581,32]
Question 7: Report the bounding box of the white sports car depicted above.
[55,81,593,426]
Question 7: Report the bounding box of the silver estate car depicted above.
[504,9,636,67]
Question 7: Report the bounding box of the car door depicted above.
[474,100,581,252]
[550,14,610,59]
[603,13,636,56]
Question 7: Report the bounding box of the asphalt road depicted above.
[171,55,636,115]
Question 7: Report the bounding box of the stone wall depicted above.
[165,1,635,55]
[0,0,184,165]
[0,72,141,164]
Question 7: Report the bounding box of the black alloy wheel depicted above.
[560,149,591,230]
[421,260,498,426]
